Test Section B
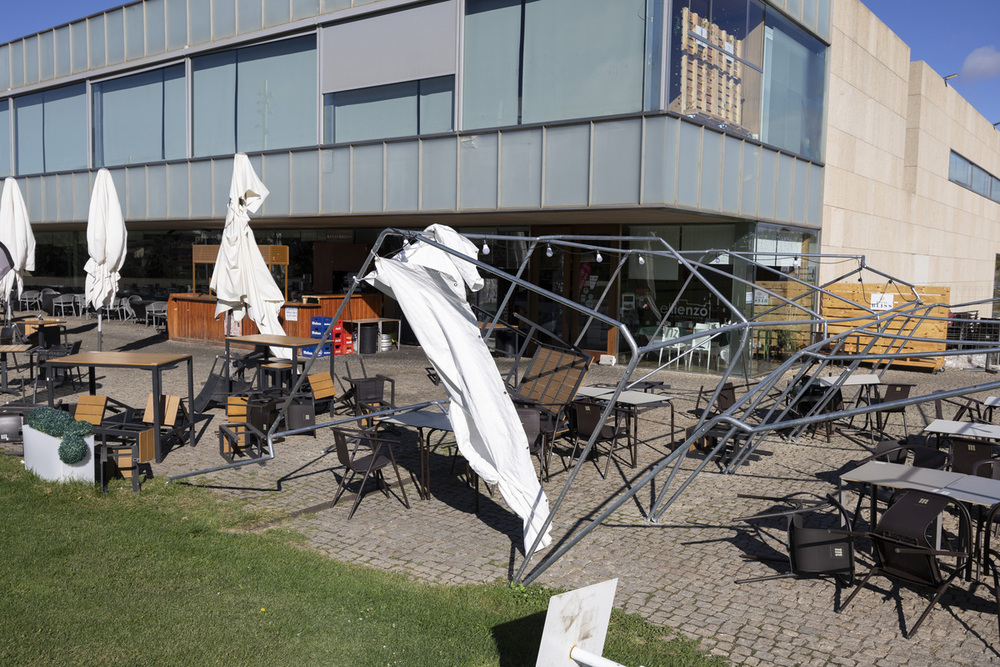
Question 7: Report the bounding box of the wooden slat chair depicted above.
[307,371,341,417]
[509,345,591,474]
[138,392,192,446]
[74,395,108,425]
[219,396,266,463]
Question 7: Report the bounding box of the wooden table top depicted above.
[43,351,192,368]
[0,344,33,353]
[226,334,319,348]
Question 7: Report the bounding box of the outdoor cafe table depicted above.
[818,372,881,428]
[379,409,453,500]
[42,351,195,463]
[575,386,676,465]
[224,334,334,392]
[0,344,31,394]
[923,419,1000,443]
[841,460,1000,573]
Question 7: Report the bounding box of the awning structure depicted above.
[176,226,1000,583]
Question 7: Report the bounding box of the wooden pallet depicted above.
[820,283,950,372]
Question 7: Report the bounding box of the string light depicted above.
[595,251,603,263]
[638,255,645,265]
[481,241,490,255]
[546,244,553,258]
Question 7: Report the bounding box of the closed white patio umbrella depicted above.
[0,177,35,318]
[210,154,287,347]
[85,169,127,351]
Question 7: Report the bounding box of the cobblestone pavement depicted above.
[7,315,1000,665]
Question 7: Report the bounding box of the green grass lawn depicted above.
[0,454,726,666]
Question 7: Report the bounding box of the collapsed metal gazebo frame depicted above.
[172,229,1000,587]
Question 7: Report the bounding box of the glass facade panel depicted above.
[235,36,316,152]
[326,76,452,144]
[94,65,186,167]
[264,0,291,27]
[23,36,39,85]
[293,0,321,21]
[238,0,263,34]
[146,0,167,55]
[213,0,238,40]
[188,0,212,45]
[419,76,454,135]
[106,10,126,64]
[463,0,521,130]
[89,15,106,69]
[15,84,87,175]
[166,0,188,51]
[761,11,825,161]
[192,51,237,157]
[972,164,991,197]
[10,40,24,88]
[55,26,71,77]
[194,36,316,156]
[39,31,54,80]
[329,82,417,144]
[0,101,10,177]
[44,85,88,173]
[71,23,88,73]
[521,0,644,123]
[0,45,9,91]
[125,4,146,60]
[949,151,971,186]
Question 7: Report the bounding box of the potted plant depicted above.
[22,407,96,483]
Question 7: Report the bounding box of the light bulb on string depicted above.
[638,255,645,265]
[546,244,554,258]
[595,251,603,263]
[481,241,490,255]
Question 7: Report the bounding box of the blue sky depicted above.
[2,1,999,124]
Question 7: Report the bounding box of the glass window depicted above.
[464,0,645,128]
[15,84,87,175]
[327,82,418,144]
[992,177,1000,205]
[668,0,765,141]
[193,35,317,157]
[949,151,972,187]
[760,10,826,161]
[324,76,453,144]
[972,164,990,197]
[235,36,317,152]
[521,0,645,123]
[0,100,10,177]
[192,51,237,157]
[463,0,521,130]
[94,65,186,167]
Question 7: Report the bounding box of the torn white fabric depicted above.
[368,224,552,551]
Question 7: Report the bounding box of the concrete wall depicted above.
[823,0,1000,310]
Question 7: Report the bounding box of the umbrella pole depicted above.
[97,312,103,351]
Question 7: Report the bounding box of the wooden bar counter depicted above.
[166,293,382,345]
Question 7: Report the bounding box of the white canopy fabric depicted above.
[367,224,553,552]
[85,169,127,311]
[210,154,287,343]
[0,177,35,302]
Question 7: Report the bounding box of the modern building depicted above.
[0,0,996,369]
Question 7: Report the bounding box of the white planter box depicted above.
[22,424,96,484]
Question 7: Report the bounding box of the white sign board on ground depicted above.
[535,578,618,667]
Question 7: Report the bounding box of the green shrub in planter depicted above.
[27,407,95,465]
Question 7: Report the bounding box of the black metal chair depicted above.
[838,489,972,639]
[734,492,855,587]
[330,427,409,519]
[516,406,552,482]
[945,436,996,475]
[865,383,915,438]
[569,399,629,479]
